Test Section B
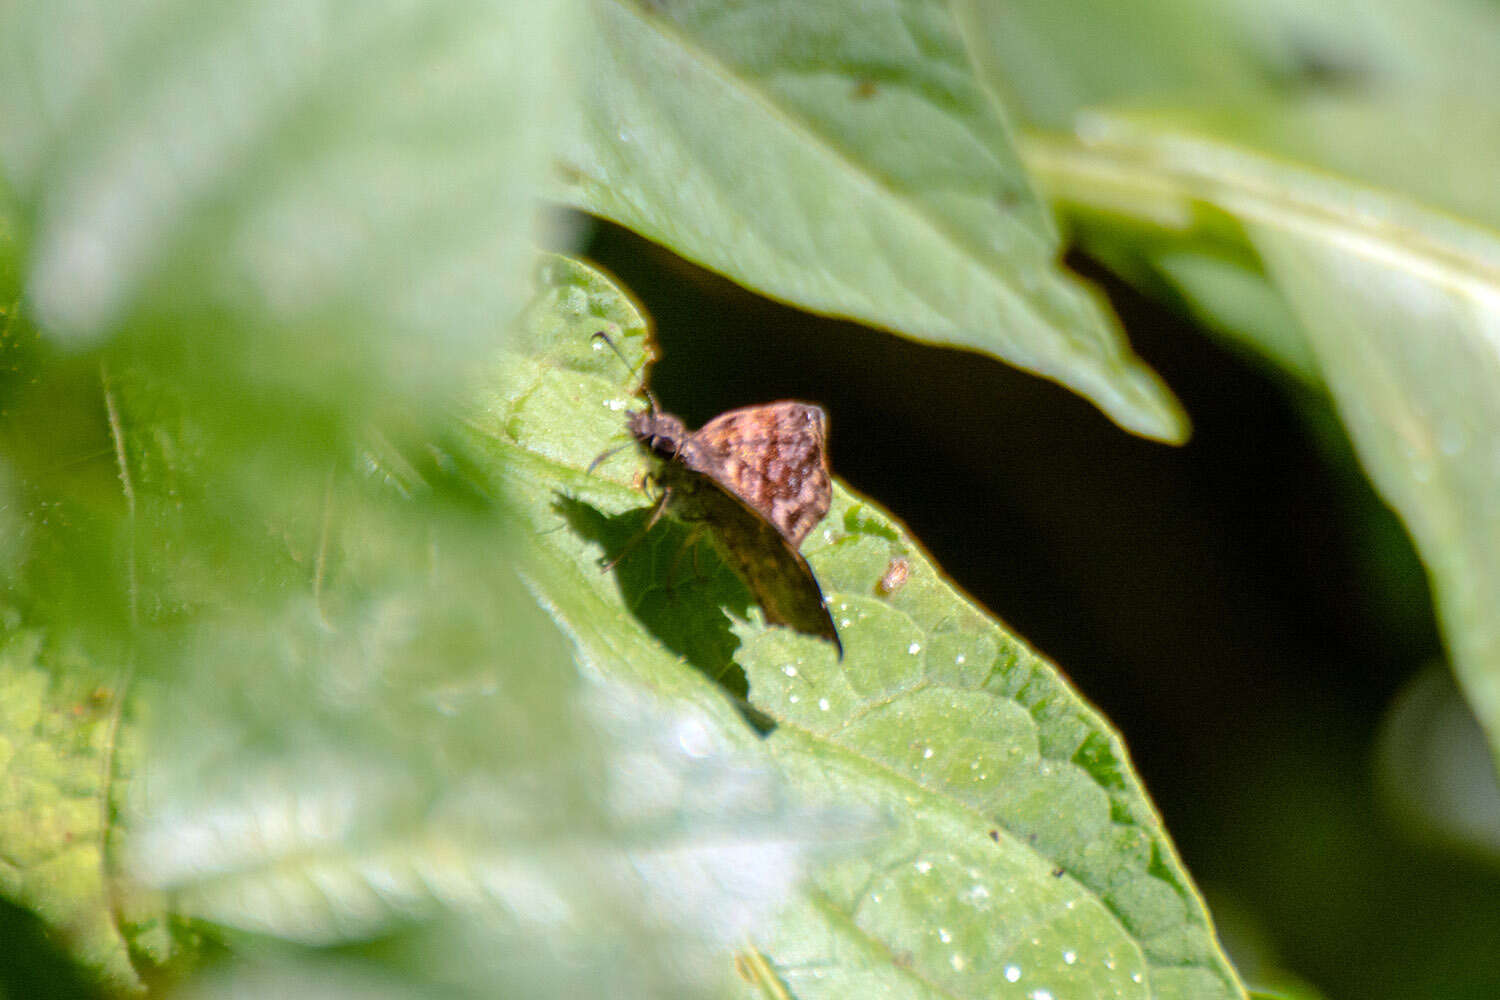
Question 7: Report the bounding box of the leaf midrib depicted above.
[1026,128,1500,305]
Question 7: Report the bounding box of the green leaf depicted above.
[2,316,829,1000]
[45,329,821,999]
[0,625,168,995]
[952,0,1500,133]
[0,0,574,420]
[557,0,1188,443]
[1025,115,1500,768]
[46,250,835,999]
[952,0,1271,128]
[1216,0,1500,99]
[1147,249,1319,384]
[128,542,826,1000]
[0,3,809,993]
[461,254,1245,999]
[1375,667,1500,865]
[1249,990,1329,1000]
[1026,95,1500,247]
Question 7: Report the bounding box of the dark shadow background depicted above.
[583,218,1500,1000]
[0,898,100,1000]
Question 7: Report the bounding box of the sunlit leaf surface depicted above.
[0,2,821,995]
[0,628,156,992]
[557,0,1188,442]
[460,255,1244,1000]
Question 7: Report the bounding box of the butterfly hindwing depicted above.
[654,458,842,655]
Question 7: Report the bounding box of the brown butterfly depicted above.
[593,333,842,656]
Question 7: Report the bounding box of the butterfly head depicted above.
[626,409,687,456]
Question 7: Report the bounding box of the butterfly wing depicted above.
[656,458,842,657]
[677,402,832,548]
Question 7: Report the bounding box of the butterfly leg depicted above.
[586,440,633,475]
[666,524,709,589]
[692,528,708,580]
[600,485,671,573]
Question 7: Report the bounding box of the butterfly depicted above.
[593,333,842,656]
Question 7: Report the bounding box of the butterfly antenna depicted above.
[591,330,661,413]
[590,330,635,371]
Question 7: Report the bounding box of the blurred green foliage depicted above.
[1,2,1499,1000]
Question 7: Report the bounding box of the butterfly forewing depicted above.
[677,402,832,548]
